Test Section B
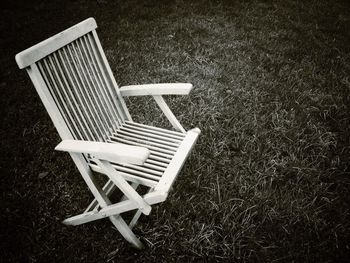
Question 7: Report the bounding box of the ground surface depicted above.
[1,0,350,262]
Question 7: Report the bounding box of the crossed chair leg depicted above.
[62,158,165,249]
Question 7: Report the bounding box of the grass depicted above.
[1,0,350,262]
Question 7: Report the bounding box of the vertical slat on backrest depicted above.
[82,34,123,127]
[58,46,97,141]
[86,33,127,123]
[38,59,83,140]
[77,37,116,131]
[33,31,130,142]
[16,18,132,142]
[52,51,94,141]
[17,19,132,189]
[73,39,114,136]
[26,64,74,140]
[66,41,105,140]
[90,31,132,121]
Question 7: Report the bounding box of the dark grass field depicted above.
[1,0,350,262]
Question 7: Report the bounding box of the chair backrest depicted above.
[15,18,130,142]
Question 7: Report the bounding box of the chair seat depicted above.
[89,121,188,188]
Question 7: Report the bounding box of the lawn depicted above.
[1,0,350,262]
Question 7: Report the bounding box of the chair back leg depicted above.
[109,215,144,249]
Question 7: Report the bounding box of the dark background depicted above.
[1,0,350,262]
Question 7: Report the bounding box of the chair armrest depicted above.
[55,140,150,165]
[119,83,193,97]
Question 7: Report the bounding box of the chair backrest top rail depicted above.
[16,18,97,69]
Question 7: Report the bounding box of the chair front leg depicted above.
[69,153,144,249]
[93,158,152,215]
[129,186,154,229]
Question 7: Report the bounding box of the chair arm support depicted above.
[119,83,193,97]
[55,140,150,165]
[152,95,186,133]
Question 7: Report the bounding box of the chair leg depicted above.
[70,159,144,248]
[109,214,144,249]
[68,156,147,248]
[119,182,142,229]
[129,187,154,229]
[107,181,144,249]
[121,182,139,201]
[129,209,143,229]
[85,179,116,213]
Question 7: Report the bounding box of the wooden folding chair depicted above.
[15,18,200,249]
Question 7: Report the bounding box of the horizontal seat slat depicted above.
[122,123,184,141]
[120,126,182,144]
[148,154,171,164]
[108,136,176,156]
[124,121,185,138]
[141,162,166,171]
[89,163,158,188]
[113,131,179,152]
[112,162,163,177]
[119,163,165,174]
[118,128,181,147]
[110,164,162,180]
[146,159,169,167]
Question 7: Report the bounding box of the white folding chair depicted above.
[15,18,200,249]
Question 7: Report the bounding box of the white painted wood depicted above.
[129,210,143,230]
[109,164,161,181]
[63,191,167,226]
[145,159,168,168]
[56,48,98,140]
[42,58,85,139]
[72,41,110,138]
[120,126,182,144]
[109,215,144,249]
[155,128,201,193]
[79,36,118,130]
[88,181,137,213]
[91,30,132,121]
[66,43,104,140]
[26,64,73,139]
[16,18,97,69]
[71,152,144,249]
[89,163,158,187]
[120,182,139,202]
[119,83,193,96]
[112,132,178,152]
[56,140,150,165]
[52,53,95,140]
[69,152,112,209]
[129,187,154,229]
[108,137,175,157]
[26,64,108,229]
[153,95,186,133]
[136,162,166,172]
[117,129,180,148]
[85,179,116,213]
[16,18,201,249]
[125,121,185,137]
[93,159,152,215]
[72,151,145,249]
[147,154,171,164]
[85,33,124,126]
[112,163,163,177]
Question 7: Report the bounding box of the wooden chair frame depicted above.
[15,18,200,249]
